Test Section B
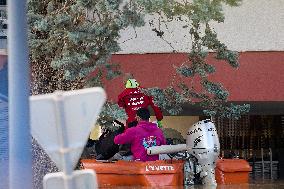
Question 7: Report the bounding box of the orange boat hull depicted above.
[80,159,184,187]
[215,159,252,184]
[81,158,252,187]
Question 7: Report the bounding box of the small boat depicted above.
[80,158,251,187]
[80,120,251,187]
[80,159,184,187]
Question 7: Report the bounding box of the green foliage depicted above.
[176,65,194,77]
[28,0,144,83]
[202,80,229,100]
[28,0,146,128]
[97,101,127,130]
[135,0,249,119]
[143,87,189,115]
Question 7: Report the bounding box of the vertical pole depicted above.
[54,93,74,189]
[269,148,273,179]
[252,149,255,179]
[8,0,32,189]
[261,148,264,179]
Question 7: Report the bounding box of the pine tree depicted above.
[28,0,145,127]
[28,0,249,129]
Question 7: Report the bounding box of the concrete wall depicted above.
[118,0,284,53]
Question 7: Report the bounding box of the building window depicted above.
[0,0,6,5]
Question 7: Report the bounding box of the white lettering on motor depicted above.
[187,127,202,135]
[145,165,175,172]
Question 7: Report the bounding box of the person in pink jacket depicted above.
[114,108,166,161]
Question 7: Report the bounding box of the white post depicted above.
[8,0,32,189]
[54,93,75,189]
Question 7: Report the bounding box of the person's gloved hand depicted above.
[117,126,125,134]
[157,120,163,128]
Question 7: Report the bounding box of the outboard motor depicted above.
[147,119,220,186]
[186,119,220,185]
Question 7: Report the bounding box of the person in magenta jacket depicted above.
[114,108,166,161]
